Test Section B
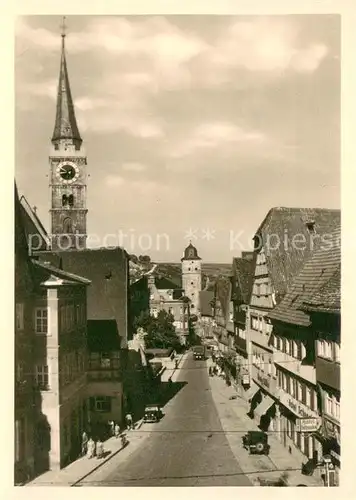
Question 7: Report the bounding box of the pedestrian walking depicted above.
[108,419,115,436]
[114,423,120,438]
[125,413,133,430]
[96,439,104,459]
[86,437,95,459]
[81,431,88,456]
[175,359,179,369]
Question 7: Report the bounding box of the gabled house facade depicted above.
[213,275,233,354]
[15,185,36,484]
[231,254,254,387]
[244,208,340,448]
[301,265,341,485]
[31,260,90,471]
[197,289,215,340]
[269,225,340,474]
[147,272,188,341]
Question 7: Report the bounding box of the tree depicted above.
[146,310,181,351]
[133,310,152,332]
[138,255,151,264]
[135,310,181,351]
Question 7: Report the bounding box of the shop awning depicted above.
[254,395,275,418]
[245,382,260,401]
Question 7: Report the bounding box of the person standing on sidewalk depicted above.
[108,420,115,436]
[114,423,121,438]
[125,413,133,430]
[81,431,88,456]
[96,439,104,459]
[87,437,95,459]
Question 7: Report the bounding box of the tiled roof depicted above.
[15,183,35,293]
[255,207,340,300]
[241,251,254,261]
[269,226,341,326]
[155,264,182,288]
[199,290,214,316]
[87,320,121,351]
[34,249,129,341]
[232,257,254,304]
[215,275,231,319]
[32,260,91,286]
[19,195,50,251]
[302,265,341,313]
[155,276,182,290]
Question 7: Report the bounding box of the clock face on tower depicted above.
[56,161,80,184]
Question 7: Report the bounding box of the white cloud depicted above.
[122,162,147,172]
[105,174,125,187]
[206,18,328,76]
[170,121,267,158]
[17,79,57,101]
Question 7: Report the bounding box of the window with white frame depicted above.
[100,353,111,369]
[334,342,340,363]
[268,359,272,375]
[35,308,48,334]
[335,393,340,420]
[251,316,259,330]
[239,328,246,339]
[325,391,333,416]
[301,342,306,360]
[285,339,291,355]
[290,377,296,398]
[92,396,111,412]
[292,340,298,358]
[306,387,311,407]
[35,365,49,389]
[15,303,24,330]
[318,339,333,359]
[296,380,302,401]
[272,362,277,378]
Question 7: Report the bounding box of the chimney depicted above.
[241,251,254,261]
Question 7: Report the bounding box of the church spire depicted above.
[51,16,82,148]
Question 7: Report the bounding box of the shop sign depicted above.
[296,417,321,433]
[276,389,319,419]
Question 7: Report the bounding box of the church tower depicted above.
[49,18,87,251]
[181,242,202,314]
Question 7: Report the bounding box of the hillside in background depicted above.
[129,253,232,289]
[155,262,232,290]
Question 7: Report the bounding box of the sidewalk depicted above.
[207,363,323,487]
[161,351,189,383]
[26,423,146,487]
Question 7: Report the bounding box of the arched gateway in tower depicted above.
[181,242,202,314]
[49,21,88,251]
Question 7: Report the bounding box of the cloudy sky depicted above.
[15,15,340,262]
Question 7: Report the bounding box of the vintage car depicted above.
[143,405,162,423]
[242,430,270,455]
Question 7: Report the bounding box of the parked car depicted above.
[242,430,270,455]
[143,405,162,423]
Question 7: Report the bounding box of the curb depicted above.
[170,352,186,380]
[71,441,128,487]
